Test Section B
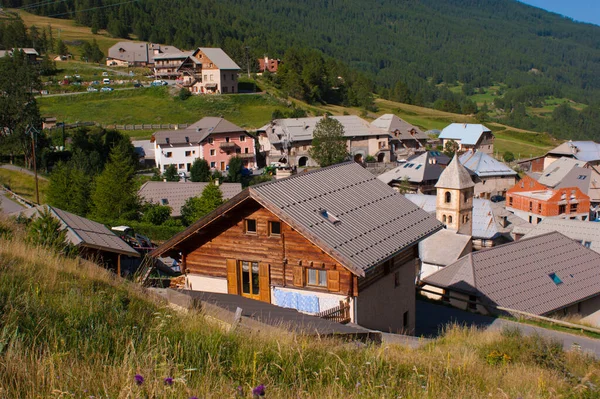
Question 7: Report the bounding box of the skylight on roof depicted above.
[578,175,587,180]
[319,209,340,225]
[549,273,563,285]
[416,165,422,170]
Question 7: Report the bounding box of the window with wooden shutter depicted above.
[259,263,271,303]
[327,270,340,292]
[226,259,239,294]
[293,266,304,287]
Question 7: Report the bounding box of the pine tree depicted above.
[90,142,139,221]
[308,116,348,167]
[190,158,210,182]
[180,183,223,226]
[163,164,180,182]
[226,156,243,183]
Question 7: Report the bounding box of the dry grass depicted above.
[0,220,599,398]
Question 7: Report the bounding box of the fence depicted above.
[316,300,351,324]
[105,124,190,131]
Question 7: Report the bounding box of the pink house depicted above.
[153,117,256,176]
[190,117,256,171]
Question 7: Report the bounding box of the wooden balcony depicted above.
[237,152,255,159]
[219,142,238,149]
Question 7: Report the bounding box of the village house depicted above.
[506,175,591,225]
[370,114,429,156]
[0,48,39,63]
[153,117,256,175]
[377,151,450,194]
[184,48,240,94]
[150,162,443,333]
[459,150,518,199]
[14,205,140,276]
[153,52,190,79]
[421,232,600,328]
[258,55,281,73]
[258,115,392,167]
[438,123,494,155]
[138,181,242,217]
[106,42,182,67]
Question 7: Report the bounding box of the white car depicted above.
[102,72,109,77]
[87,86,98,92]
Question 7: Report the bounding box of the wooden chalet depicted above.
[151,162,442,333]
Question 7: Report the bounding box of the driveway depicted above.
[416,300,600,357]
[0,189,25,214]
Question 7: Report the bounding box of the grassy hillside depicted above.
[0,169,48,203]
[0,221,599,398]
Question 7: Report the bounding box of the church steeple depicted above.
[435,154,474,236]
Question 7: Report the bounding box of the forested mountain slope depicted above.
[5,0,600,103]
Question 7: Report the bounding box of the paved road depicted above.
[416,300,600,356]
[0,189,25,214]
[0,164,48,181]
[37,86,137,98]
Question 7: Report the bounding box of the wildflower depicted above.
[134,374,144,386]
[252,384,266,397]
[190,397,199,399]
[236,385,244,396]
[164,377,174,386]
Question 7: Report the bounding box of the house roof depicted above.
[547,141,600,162]
[522,218,600,254]
[438,123,492,145]
[418,229,472,267]
[378,152,447,184]
[139,181,243,217]
[370,114,428,140]
[537,157,586,188]
[107,42,182,64]
[151,162,443,276]
[132,139,155,160]
[15,205,139,257]
[186,117,245,134]
[423,232,600,315]
[153,130,207,146]
[459,150,517,178]
[196,47,241,70]
[435,154,475,189]
[405,194,503,239]
[259,115,389,145]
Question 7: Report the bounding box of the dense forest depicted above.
[5,0,600,103]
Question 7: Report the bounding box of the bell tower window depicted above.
[445,191,452,203]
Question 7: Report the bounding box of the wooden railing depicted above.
[316,300,351,324]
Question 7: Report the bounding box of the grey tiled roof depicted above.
[423,232,600,315]
[418,229,472,266]
[537,157,586,188]
[522,218,600,254]
[151,162,443,276]
[139,181,243,217]
[459,150,517,178]
[259,115,389,145]
[371,114,428,140]
[378,152,446,184]
[153,130,207,146]
[438,123,492,145]
[435,154,475,190]
[107,42,182,64]
[197,47,240,70]
[547,141,600,162]
[186,117,245,134]
[16,205,139,256]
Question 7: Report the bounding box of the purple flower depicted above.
[189,397,199,399]
[236,385,244,396]
[134,374,144,386]
[252,384,266,397]
[164,377,174,386]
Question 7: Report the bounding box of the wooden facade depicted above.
[178,199,356,302]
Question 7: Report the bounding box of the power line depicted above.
[45,0,139,18]
[17,0,70,11]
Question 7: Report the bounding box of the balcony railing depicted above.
[237,152,255,159]
[219,142,238,149]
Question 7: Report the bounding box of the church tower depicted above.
[435,154,474,236]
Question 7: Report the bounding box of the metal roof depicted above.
[370,114,428,140]
[16,205,139,257]
[459,150,517,178]
[423,232,600,316]
[153,130,207,146]
[438,123,492,145]
[537,157,586,187]
[151,162,443,276]
[522,218,600,254]
[186,117,245,134]
[153,117,247,146]
[107,42,182,64]
[547,141,600,162]
[196,48,241,70]
[132,139,155,160]
[139,181,243,217]
[378,152,447,184]
[435,154,475,189]
[259,115,389,145]
[418,229,472,266]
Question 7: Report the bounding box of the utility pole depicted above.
[245,45,251,78]
[27,126,40,204]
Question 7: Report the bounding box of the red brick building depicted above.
[506,176,591,224]
[258,56,281,73]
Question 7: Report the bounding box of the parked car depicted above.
[151,80,168,87]
[102,72,109,77]
[133,82,143,88]
[87,86,98,92]
[102,78,111,85]
[490,195,505,203]
[269,161,288,169]
[100,87,114,92]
